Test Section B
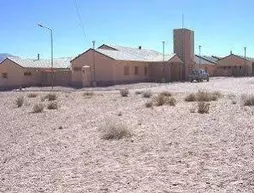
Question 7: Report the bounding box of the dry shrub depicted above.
[243,95,254,106]
[196,91,219,102]
[47,102,58,110]
[16,96,24,107]
[198,102,210,114]
[33,103,44,113]
[185,93,196,102]
[120,88,129,97]
[154,94,176,106]
[27,93,38,98]
[168,97,177,106]
[101,121,132,140]
[142,90,152,98]
[160,91,172,97]
[145,101,153,108]
[212,91,223,98]
[135,90,143,95]
[44,93,57,101]
[83,91,94,98]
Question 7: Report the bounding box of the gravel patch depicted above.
[0,77,254,192]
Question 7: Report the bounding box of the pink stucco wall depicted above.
[71,49,115,86]
[216,55,252,76]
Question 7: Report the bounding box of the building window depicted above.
[24,72,32,76]
[2,73,7,79]
[124,66,129,75]
[134,66,139,75]
[73,67,82,71]
[224,67,226,70]
[240,66,242,69]
[144,66,148,76]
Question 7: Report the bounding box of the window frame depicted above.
[24,72,32,76]
[124,66,129,76]
[2,73,8,79]
[134,66,139,75]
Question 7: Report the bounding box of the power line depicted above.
[74,0,90,43]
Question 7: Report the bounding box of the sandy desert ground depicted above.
[0,77,254,193]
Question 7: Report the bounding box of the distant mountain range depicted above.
[0,53,18,63]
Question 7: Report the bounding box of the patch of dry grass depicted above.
[185,93,196,102]
[47,102,58,110]
[160,91,172,97]
[154,93,176,106]
[101,120,132,140]
[120,88,129,97]
[27,93,38,98]
[44,93,57,101]
[145,101,153,108]
[243,95,254,106]
[33,103,44,113]
[142,90,152,98]
[198,102,210,114]
[185,91,221,102]
[16,96,24,108]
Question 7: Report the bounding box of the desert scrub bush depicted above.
[33,103,44,113]
[185,93,196,102]
[101,121,132,140]
[83,91,94,98]
[198,102,210,114]
[47,102,58,110]
[27,93,38,98]
[196,91,218,102]
[160,91,172,97]
[120,88,129,97]
[16,96,24,107]
[44,93,57,101]
[154,94,176,106]
[142,90,152,98]
[243,95,254,106]
[168,97,176,106]
[145,101,153,108]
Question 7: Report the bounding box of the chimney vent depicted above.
[37,54,40,60]
[138,46,142,50]
[230,51,233,55]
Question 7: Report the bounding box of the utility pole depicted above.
[244,47,247,76]
[92,40,96,87]
[199,45,202,69]
[162,41,166,82]
[38,23,54,90]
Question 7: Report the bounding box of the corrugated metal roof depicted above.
[7,57,72,69]
[96,44,177,62]
[195,55,216,65]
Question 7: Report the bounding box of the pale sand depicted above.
[0,77,253,193]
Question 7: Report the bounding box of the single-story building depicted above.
[0,56,72,90]
[215,54,254,77]
[71,44,183,87]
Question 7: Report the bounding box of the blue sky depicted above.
[1,0,254,59]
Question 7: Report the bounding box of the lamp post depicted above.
[38,23,54,89]
[199,45,201,69]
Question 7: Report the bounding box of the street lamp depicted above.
[38,23,54,89]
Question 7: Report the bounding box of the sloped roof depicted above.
[95,44,179,62]
[195,55,217,65]
[6,57,72,69]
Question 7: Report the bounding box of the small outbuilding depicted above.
[0,57,72,90]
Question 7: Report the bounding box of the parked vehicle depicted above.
[189,69,209,82]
